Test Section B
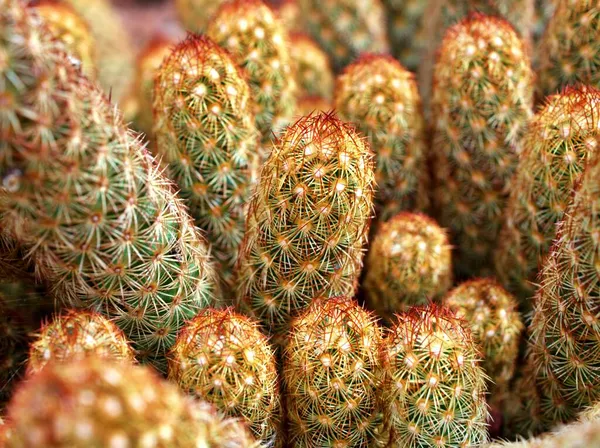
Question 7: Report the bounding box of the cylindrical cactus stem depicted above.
[495,86,600,308]
[431,14,534,278]
[298,0,389,72]
[525,139,600,430]
[335,54,429,217]
[153,35,258,296]
[383,0,429,72]
[235,112,375,338]
[443,279,524,408]
[175,0,227,32]
[289,33,334,101]
[26,309,135,375]
[169,308,281,446]
[4,357,260,447]
[295,96,332,118]
[380,304,490,447]
[284,297,384,447]
[537,0,600,99]
[206,0,297,154]
[31,0,96,77]
[0,0,220,373]
[363,213,452,320]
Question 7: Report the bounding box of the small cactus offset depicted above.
[32,1,96,77]
[175,0,227,32]
[383,0,429,71]
[236,112,375,338]
[537,0,600,99]
[0,0,220,372]
[298,0,390,71]
[363,213,452,319]
[153,35,258,294]
[495,86,600,307]
[380,304,490,447]
[4,357,259,447]
[335,54,429,217]
[26,309,135,375]
[289,33,334,101]
[206,0,297,152]
[431,14,534,278]
[443,279,524,407]
[284,297,384,447]
[169,308,281,446]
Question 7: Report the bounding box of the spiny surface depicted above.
[284,297,384,447]
[364,213,452,319]
[380,304,490,447]
[236,112,375,337]
[169,308,281,446]
[153,35,258,295]
[431,14,534,278]
[495,86,600,307]
[335,54,429,218]
[0,0,220,372]
[289,33,334,101]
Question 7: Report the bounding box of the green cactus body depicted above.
[289,33,334,101]
[380,304,490,447]
[443,279,524,408]
[0,0,220,372]
[298,0,389,72]
[27,309,135,375]
[495,86,600,307]
[284,297,384,447]
[153,35,258,295]
[335,54,429,217]
[364,213,452,319]
[236,112,375,338]
[538,0,600,99]
[525,139,600,430]
[487,418,600,447]
[383,0,428,72]
[175,0,227,32]
[206,0,297,153]
[169,308,281,446]
[4,357,259,447]
[431,14,534,278]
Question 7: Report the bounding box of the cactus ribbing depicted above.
[380,304,490,447]
[495,86,600,306]
[169,308,281,445]
[153,35,258,295]
[537,0,600,98]
[364,213,452,319]
[0,0,220,372]
[431,14,534,278]
[298,0,389,71]
[206,0,297,152]
[284,297,384,447]
[175,0,227,32]
[236,112,375,338]
[27,309,135,375]
[289,33,334,101]
[335,54,429,216]
[443,279,524,407]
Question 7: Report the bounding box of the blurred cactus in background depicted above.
[289,33,334,101]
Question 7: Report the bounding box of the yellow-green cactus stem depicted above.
[289,33,334,101]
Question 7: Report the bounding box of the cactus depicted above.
[289,33,334,101]
[32,1,95,77]
[523,137,600,430]
[443,279,524,407]
[153,35,258,295]
[27,309,135,375]
[4,356,259,447]
[363,213,452,320]
[495,86,600,307]
[298,0,389,72]
[335,54,429,217]
[380,304,490,447]
[236,112,375,338]
[206,0,297,154]
[284,296,384,447]
[175,0,227,32]
[431,14,534,278]
[295,96,332,117]
[276,0,302,32]
[579,401,600,421]
[0,0,220,373]
[537,0,600,99]
[169,308,281,445]
[383,0,429,72]
[487,418,600,447]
